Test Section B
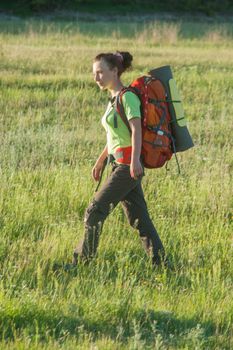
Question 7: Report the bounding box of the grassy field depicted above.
[0,16,232,349]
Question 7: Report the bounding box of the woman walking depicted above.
[70,51,167,268]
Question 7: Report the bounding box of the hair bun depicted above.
[116,51,133,71]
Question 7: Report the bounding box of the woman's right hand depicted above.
[92,159,105,181]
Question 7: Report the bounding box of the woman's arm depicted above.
[129,118,143,179]
[97,144,108,163]
[92,144,108,181]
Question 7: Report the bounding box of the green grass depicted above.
[0,18,232,349]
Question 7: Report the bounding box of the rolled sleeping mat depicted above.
[148,65,194,153]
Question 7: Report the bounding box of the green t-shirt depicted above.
[101,90,141,155]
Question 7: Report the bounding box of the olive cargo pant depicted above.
[74,161,166,266]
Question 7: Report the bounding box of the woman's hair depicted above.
[94,51,133,76]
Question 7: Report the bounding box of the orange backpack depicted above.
[115,75,179,171]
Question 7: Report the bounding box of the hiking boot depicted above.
[71,251,91,267]
[58,252,79,272]
[152,253,172,269]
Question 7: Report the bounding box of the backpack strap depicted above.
[115,87,141,134]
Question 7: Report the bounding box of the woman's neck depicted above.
[109,81,124,98]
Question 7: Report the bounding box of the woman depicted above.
[70,51,167,269]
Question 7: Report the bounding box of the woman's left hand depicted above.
[130,158,143,180]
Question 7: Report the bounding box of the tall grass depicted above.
[0,17,232,349]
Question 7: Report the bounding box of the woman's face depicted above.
[93,58,118,90]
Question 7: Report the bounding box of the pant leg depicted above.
[120,182,166,265]
[74,163,143,261]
